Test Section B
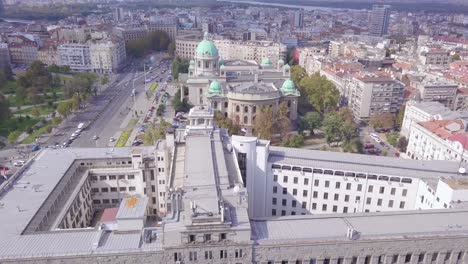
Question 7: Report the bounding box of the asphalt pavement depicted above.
[360,127,399,158]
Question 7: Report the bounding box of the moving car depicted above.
[93,135,99,140]
[109,137,116,142]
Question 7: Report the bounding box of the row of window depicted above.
[272,186,408,198]
[272,199,406,216]
[272,164,413,184]
[271,250,464,264]
[92,186,136,193]
[174,249,244,261]
[274,176,409,196]
[93,199,119,205]
[90,174,135,181]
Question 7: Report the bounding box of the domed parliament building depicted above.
[180,33,300,132]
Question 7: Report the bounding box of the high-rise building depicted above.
[293,10,304,29]
[369,4,391,37]
[113,7,124,22]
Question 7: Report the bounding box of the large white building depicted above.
[406,118,468,162]
[58,39,126,73]
[58,43,91,71]
[89,39,126,74]
[1,106,468,263]
[401,100,464,137]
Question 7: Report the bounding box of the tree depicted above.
[395,104,406,129]
[274,102,290,138]
[168,42,176,57]
[48,64,60,73]
[0,93,10,122]
[253,106,274,140]
[101,75,109,86]
[57,101,71,117]
[52,116,62,126]
[143,121,171,145]
[323,111,343,144]
[291,65,306,86]
[300,111,321,134]
[214,111,240,135]
[299,73,339,113]
[31,107,40,118]
[369,112,395,130]
[172,57,190,80]
[387,132,400,147]
[283,134,304,148]
[71,94,80,110]
[452,54,461,61]
[398,136,408,152]
[7,131,21,144]
[172,89,191,112]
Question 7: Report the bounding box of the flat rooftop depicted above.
[251,209,468,244]
[0,147,160,259]
[268,146,467,181]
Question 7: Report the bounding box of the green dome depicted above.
[281,78,296,93]
[261,57,272,66]
[196,40,218,56]
[220,64,226,70]
[209,80,222,94]
[219,59,225,65]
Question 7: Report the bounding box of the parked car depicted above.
[13,160,25,167]
[93,135,99,140]
[109,137,116,142]
[364,143,375,149]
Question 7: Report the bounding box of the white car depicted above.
[109,137,116,142]
[93,135,99,140]
[13,160,25,167]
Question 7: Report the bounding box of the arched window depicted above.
[236,105,240,112]
[224,102,228,108]
[224,112,228,118]
[243,116,248,124]
[287,100,291,107]
[198,61,201,68]
[244,106,249,113]
[253,106,257,113]
[213,102,218,109]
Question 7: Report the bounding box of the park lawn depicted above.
[16,105,57,116]
[0,117,40,137]
[115,129,132,147]
[21,123,53,144]
[149,82,158,91]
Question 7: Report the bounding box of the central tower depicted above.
[194,32,219,76]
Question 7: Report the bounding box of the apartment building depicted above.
[147,21,178,41]
[38,44,59,66]
[89,39,126,74]
[0,43,11,70]
[348,73,404,121]
[175,35,286,65]
[420,49,452,65]
[406,118,468,162]
[415,75,459,109]
[58,43,91,71]
[7,34,40,65]
[114,27,148,43]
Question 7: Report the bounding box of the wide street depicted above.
[43,52,174,148]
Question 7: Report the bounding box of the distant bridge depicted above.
[0,18,34,24]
